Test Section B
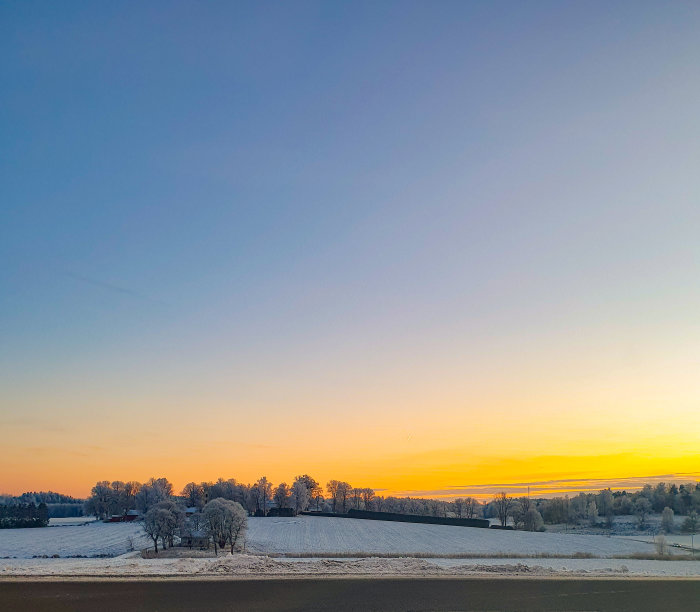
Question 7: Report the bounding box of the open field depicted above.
[1,515,665,559]
[245,516,664,558]
[1,515,697,578]
[0,522,151,558]
[0,515,676,559]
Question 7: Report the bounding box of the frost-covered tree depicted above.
[587,500,599,526]
[661,507,675,534]
[142,507,177,554]
[291,480,310,513]
[153,500,185,547]
[203,498,248,554]
[524,507,544,531]
[136,477,173,513]
[295,475,321,509]
[633,497,652,529]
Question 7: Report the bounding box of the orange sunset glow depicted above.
[3,1,700,505]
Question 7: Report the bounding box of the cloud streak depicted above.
[395,473,700,499]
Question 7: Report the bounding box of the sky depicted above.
[2,1,699,499]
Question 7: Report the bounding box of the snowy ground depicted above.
[48,517,96,527]
[0,516,668,559]
[1,515,697,578]
[0,521,150,558]
[1,554,698,578]
[617,533,697,552]
[245,516,662,557]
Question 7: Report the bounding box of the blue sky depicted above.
[2,1,700,494]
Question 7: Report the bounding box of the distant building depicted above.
[179,529,210,549]
[107,510,140,523]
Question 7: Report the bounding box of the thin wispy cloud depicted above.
[399,473,700,499]
[65,272,147,299]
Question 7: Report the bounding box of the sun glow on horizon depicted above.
[2,2,700,502]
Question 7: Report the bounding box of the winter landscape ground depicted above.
[1,515,697,579]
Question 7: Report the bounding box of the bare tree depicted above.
[374,495,385,512]
[681,511,698,556]
[142,508,162,553]
[273,483,291,509]
[337,482,352,513]
[361,488,375,510]
[454,498,465,518]
[326,480,340,513]
[493,492,513,527]
[182,482,206,509]
[254,477,273,516]
[464,497,478,519]
[86,481,113,520]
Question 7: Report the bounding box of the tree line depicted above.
[82,476,700,535]
[483,481,700,532]
[0,502,50,528]
[83,475,480,520]
[0,491,85,519]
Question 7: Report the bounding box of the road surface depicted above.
[1,577,698,611]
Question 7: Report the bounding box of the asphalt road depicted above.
[1,578,698,611]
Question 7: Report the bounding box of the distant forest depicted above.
[0,491,85,523]
[0,502,50,528]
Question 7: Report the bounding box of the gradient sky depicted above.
[2,1,700,498]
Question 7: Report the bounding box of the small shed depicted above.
[180,529,210,549]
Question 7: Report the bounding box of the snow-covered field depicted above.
[0,522,150,558]
[2,515,697,579]
[245,516,659,557]
[0,516,665,559]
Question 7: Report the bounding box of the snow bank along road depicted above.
[0,515,669,559]
[2,554,699,577]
